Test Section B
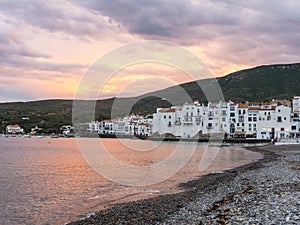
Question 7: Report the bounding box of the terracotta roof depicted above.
[159,108,176,113]
[7,125,21,128]
[248,107,261,111]
[248,102,261,106]
[237,103,248,108]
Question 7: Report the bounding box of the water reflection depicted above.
[0,137,262,224]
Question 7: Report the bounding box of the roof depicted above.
[237,103,248,108]
[248,107,261,111]
[7,125,21,128]
[159,108,176,113]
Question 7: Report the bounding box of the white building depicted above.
[60,125,74,136]
[256,105,291,139]
[290,96,300,138]
[6,125,24,134]
[153,97,299,140]
[88,115,153,137]
[153,101,230,138]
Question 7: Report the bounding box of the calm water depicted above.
[0,137,262,225]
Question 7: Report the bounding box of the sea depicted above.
[0,137,263,225]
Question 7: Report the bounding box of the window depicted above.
[230,107,235,111]
[230,124,235,133]
[169,116,171,119]
[253,117,257,121]
[230,113,235,117]
[277,116,282,122]
[291,125,296,130]
[164,115,166,119]
[281,128,284,131]
[248,117,252,122]
[222,117,226,122]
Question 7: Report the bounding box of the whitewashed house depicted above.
[256,105,291,139]
[290,96,300,138]
[87,121,100,132]
[6,125,24,134]
[88,115,152,137]
[152,98,298,140]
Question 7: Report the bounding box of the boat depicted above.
[275,139,300,145]
[50,134,59,138]
[23,134,31,138]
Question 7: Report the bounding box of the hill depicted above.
[1,63,299,133]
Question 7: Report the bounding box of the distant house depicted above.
[61,125,74,136]
[31,126,42,135]
[6,125,24,134]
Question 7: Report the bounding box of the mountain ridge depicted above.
[1,62,299,133]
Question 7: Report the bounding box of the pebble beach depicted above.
[68,144,300,225]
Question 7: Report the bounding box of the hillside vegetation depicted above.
[1,63,299,133]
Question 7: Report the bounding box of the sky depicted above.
[0,0,300,102]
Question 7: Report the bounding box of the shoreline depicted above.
[67,144,299,225]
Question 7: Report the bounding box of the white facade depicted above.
[88,115,152,137]
[290,96,300,138]
[153,97,300,140]
[256,105,291,139]
[6,125,24,134]
[61,125,74,136]
[153,101,231,138]
[89,97,300,140]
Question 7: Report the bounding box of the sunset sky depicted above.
[1,0,300,102]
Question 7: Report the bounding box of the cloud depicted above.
[0,31,87,75]
[71,0,242,39]
[0,0,122,40]
[1,0,300,102]
[0,30,51,59]
[72,0,300,72]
